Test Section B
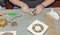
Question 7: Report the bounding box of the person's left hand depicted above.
[33,5,44,15]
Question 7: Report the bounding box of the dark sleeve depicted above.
[0,0,8,7]
[21,0,45,8]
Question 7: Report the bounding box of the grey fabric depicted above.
[20,0,45,8]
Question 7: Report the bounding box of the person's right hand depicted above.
[21,4,29,13]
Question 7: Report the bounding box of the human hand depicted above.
[21,4,29,12]
[33,5,44,15]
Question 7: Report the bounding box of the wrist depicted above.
[39,4,45,8]
[18,1,27,8]
[20,3,28,8]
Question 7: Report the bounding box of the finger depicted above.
[26,8,29,12]
[23,8,27,12]
[24,7,29,12]
[32,8,38,15]
[34,8,40,14]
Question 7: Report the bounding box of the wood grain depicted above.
[44,13,57,35]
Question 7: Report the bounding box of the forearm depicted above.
[41,0,55,7]
[9,0,26,7]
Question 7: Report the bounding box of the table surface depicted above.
[0,8,60,35]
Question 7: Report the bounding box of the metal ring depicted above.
[32,24,43,33]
